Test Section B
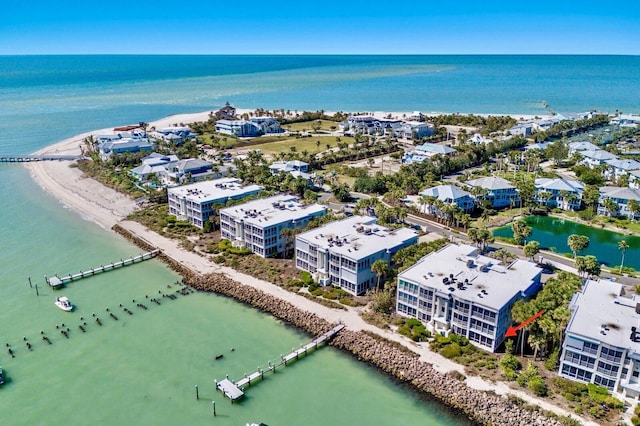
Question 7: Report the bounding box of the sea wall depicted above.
[112,224,564,426]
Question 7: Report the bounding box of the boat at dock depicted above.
[55,296,73,312]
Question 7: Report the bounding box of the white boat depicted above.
[55,296,73,312]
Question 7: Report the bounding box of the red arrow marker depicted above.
[505,310,545,337]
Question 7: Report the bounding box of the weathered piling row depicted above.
[111,224,564,426]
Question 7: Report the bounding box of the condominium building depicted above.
[167,178,263,228]
[559,279,640,398]
[219,195,326,258]
[396,244,543,352]
[295,216,418,296]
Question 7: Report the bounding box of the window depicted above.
[600,347,623,363]
[583,341,599,355]
[398,303,417,316]
[561,364,593,382]
[597,361,620,378]
[594,375,616,391]
[563,350,595,369]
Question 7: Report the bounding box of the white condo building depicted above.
[167,178,263,228]
[559,279,640,398]
[295,216,418,296]
[396,244,543,352]
[219,195,326,258]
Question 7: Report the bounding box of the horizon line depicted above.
[1,52,640,57]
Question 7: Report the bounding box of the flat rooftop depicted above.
[168,178,263,203]
[399,244,543,311]
[567,279,640,352]
[220,195,326,228]
[296,215,417,260]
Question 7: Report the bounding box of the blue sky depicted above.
[2,1,639,54]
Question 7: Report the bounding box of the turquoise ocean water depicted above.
[1,55,639,425]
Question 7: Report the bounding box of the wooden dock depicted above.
[215,324,344,402]
[0,154,83,163]
[45,249,161,287]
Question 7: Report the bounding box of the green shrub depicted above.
[631,416,640,426]
[544,348,560,371]
[635,405,640,416]
[589,406,605,419]
[587,383,610,403]
[502,367,518,381]
[500,353,522,371]
[440,343,462,359]
[300,271,314,285]
[553,377,588,398]
[573,406,582,415]
[339,298,356,307]
[528,376,548,397]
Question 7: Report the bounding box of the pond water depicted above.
[493,215,640,270]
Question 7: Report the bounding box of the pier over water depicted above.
[0,154,83,163]
[45,249,161,287]
[216,324,345,402]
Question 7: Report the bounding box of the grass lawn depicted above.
[250,135,354,155]
[282,120,340,132]
[319,163,358,187]
[562,211,640,234]
[198,134,236,149]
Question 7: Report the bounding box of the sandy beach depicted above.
[25,110,594,425]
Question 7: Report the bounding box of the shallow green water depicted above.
[493,215,640,269]
[0,167,468,425]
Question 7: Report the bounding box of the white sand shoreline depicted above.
[24,109,594,425]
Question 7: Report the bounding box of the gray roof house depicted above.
[464,177,519,209]
[598,187,640,219]
[534,178,584,211]
[568,141,600,156]
[580,150,618,168]
[629,170,640,190]
[420,185,475,214]
[604,159,640,180]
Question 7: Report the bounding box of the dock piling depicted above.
[212,401,216,416]
[195,384,199,400]
[35,283,39,296]
[28,276,32,288]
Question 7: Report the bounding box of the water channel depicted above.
[493,215,640,270]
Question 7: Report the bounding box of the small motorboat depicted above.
[55,296,73,312]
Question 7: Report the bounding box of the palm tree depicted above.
[280,228,295,258]
[619,240,629,273]
[371,259,389,291]
[628,199,640,221]
[567,234,589,259]
[538,191,553,210]
[602,197,619,217]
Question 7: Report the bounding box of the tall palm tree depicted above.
[619,240,629,273]
[371,259,389,291]
[628,199,640,221]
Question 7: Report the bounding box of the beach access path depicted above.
[25,110,598,426]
